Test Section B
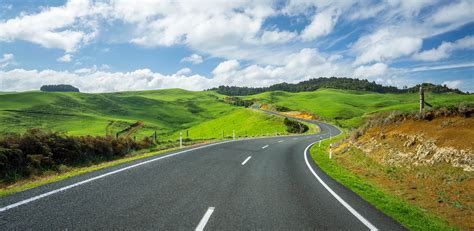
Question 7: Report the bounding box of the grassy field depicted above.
[241,89,474,128]
[0,89,317,140]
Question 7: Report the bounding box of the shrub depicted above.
[284,118,309,133]
[0,129,153,182]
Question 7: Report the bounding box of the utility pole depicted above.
[179,132,183,148]
[420,86,424,113]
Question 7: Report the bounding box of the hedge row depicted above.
[0,129,153,182]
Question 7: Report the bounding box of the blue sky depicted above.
[0,0,473,92]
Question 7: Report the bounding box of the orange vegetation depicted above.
[281,111,319,120]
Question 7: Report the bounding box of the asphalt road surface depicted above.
[0,116,405,230]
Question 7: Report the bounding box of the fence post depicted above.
[420,86,424,113]
[329,143,332,159]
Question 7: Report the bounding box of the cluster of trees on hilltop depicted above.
[210,77,465,96]
[40,84,80,92]
[403,83,465,94]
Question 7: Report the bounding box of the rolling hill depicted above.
[0,89,296,140]
[0,88,472,139]
[241,89,474,128]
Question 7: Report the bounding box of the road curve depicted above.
[0,116,404,230]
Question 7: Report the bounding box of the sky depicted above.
[0,0,473,93]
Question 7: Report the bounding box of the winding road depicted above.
[0,114,404,230]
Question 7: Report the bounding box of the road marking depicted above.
[278,140,283,143]
[0,141,235,213]
[262,145,269,149]
[304,141,378,231]
[195,207,215,231]
[241,156,252,165]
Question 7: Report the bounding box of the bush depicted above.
[284,118,309,133]
[0,129,153,182]
[276,106,291,112]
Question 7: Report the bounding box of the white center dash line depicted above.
[278,140,283,143]
[195,207,215,231]
[262,145,269,149]
[241,156,252,165]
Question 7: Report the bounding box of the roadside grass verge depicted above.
[309,135,456,231]
[0,139,211,197]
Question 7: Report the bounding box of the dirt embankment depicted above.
[336,115,473,230]
[354,117,473,171]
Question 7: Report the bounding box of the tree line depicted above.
[40,84,80,92]
[210,77,465,96]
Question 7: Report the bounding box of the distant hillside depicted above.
[240,88,474,128]
[210,77,465,96]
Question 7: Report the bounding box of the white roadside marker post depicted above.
[180,132,183,148]
[329,143,332,159]
[233,130,235,140]
[319,138,321,147]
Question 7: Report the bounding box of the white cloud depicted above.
[430,1,474,25]
[0,68,213,92]
[176,67,192,75]
[260,30,297,44]
[352,29,422,65]
[212,60,240,76]
[0,53,14,68]
[301,9,339,41]
[414,35,474,61]
[409,62,474,72]
[0,0,105,52]
[180,54,203,64]
[0,48,353,92]
[348,3,385,20]
[57,54,73,62]
[354,63,388,77]
[442,80,462,89]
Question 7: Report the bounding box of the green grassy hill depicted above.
[241,88,474,128]
[1,88,472,139]
[0,89,260,139]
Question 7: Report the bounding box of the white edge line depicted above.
[303,130,378,231]
[0,141,234,213]
[195,207,215,231]
[262,145,269,149]
[241,156,252,165]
